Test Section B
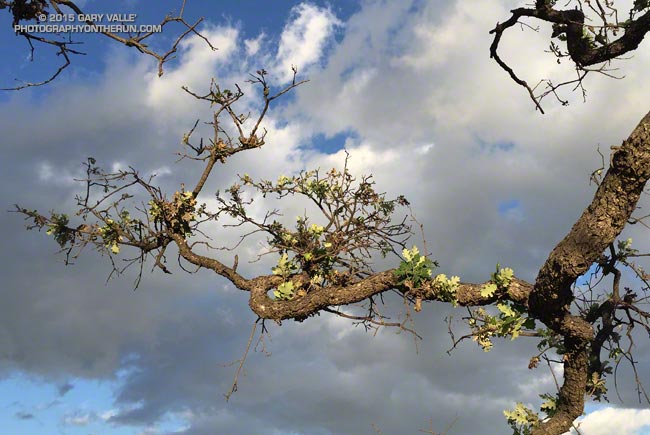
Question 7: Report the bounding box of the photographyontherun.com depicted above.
[14,23,162,33]
[14,13,162,34]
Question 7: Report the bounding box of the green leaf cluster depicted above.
[503,403,539,435]
[468,302,535,352]
[272,253,298,276]
[148,189,197,236]
[587,371,608,401]
[98,218,122,254]
[469,310,496,351]
[536,328,564,355]
[394,246,435,288]
[495,303,536,340]
[616,237,638,260]
[274,281,295,300]
[502,394,557,435]
[229,165,411,289]
[291,217,335,277]
[481,263,514,297]
[302,178,330,199]
[539,393,558,419]
[432,273,460,306]
[277,174,293,186]
[272,253,298,300]
[264,216,337,296]
[45,213,74,248]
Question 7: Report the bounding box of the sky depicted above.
[1,0,650,434]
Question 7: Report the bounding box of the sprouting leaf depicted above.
[308,223,324,235]
[497,267,514,286]
[277,175,291,186]
[539,393,558,418]
[497,303,516,317]
[504,402,539,433]
[433,274,460,305]
[402,245,420,262]
[504,403,528,425]
[481,283,497,297]
[273,281,295,300]
[394,245,435,287]
[273,253,290,275]
[473,334,494,352]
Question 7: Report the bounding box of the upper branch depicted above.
[2,0,215,90]
[490,2,650,111]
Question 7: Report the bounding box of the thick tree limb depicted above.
[530,109,650,434]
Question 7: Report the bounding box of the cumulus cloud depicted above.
[36,162,77,186]
[145,26,239,119]
[272,3,342,84]
[244,33,265,57]
[568,407,650,435]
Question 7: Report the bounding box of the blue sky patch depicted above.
[498,199,524,223]
[576,262,600,286]
[475,134,516,153]
[308,131,354,154]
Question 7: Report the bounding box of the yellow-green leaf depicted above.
[481,283,497,297]
[497,303,516,317]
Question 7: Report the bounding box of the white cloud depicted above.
[111,161,127,172]
[62,410,93,426]
[145,26,239,115]
[415,143,434,155]
[315,142,399,175]
[245,33,265,57]
[273,3,342,84]
[149,166,172,177]
[136,427,161,435]
[37,162,76,186]
[567,408,650,435]
[100,409,118,421]
[516,367,561,397]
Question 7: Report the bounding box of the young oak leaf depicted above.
[497,303,516,317]
[273,281,295,300]
[481,283,497,297]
